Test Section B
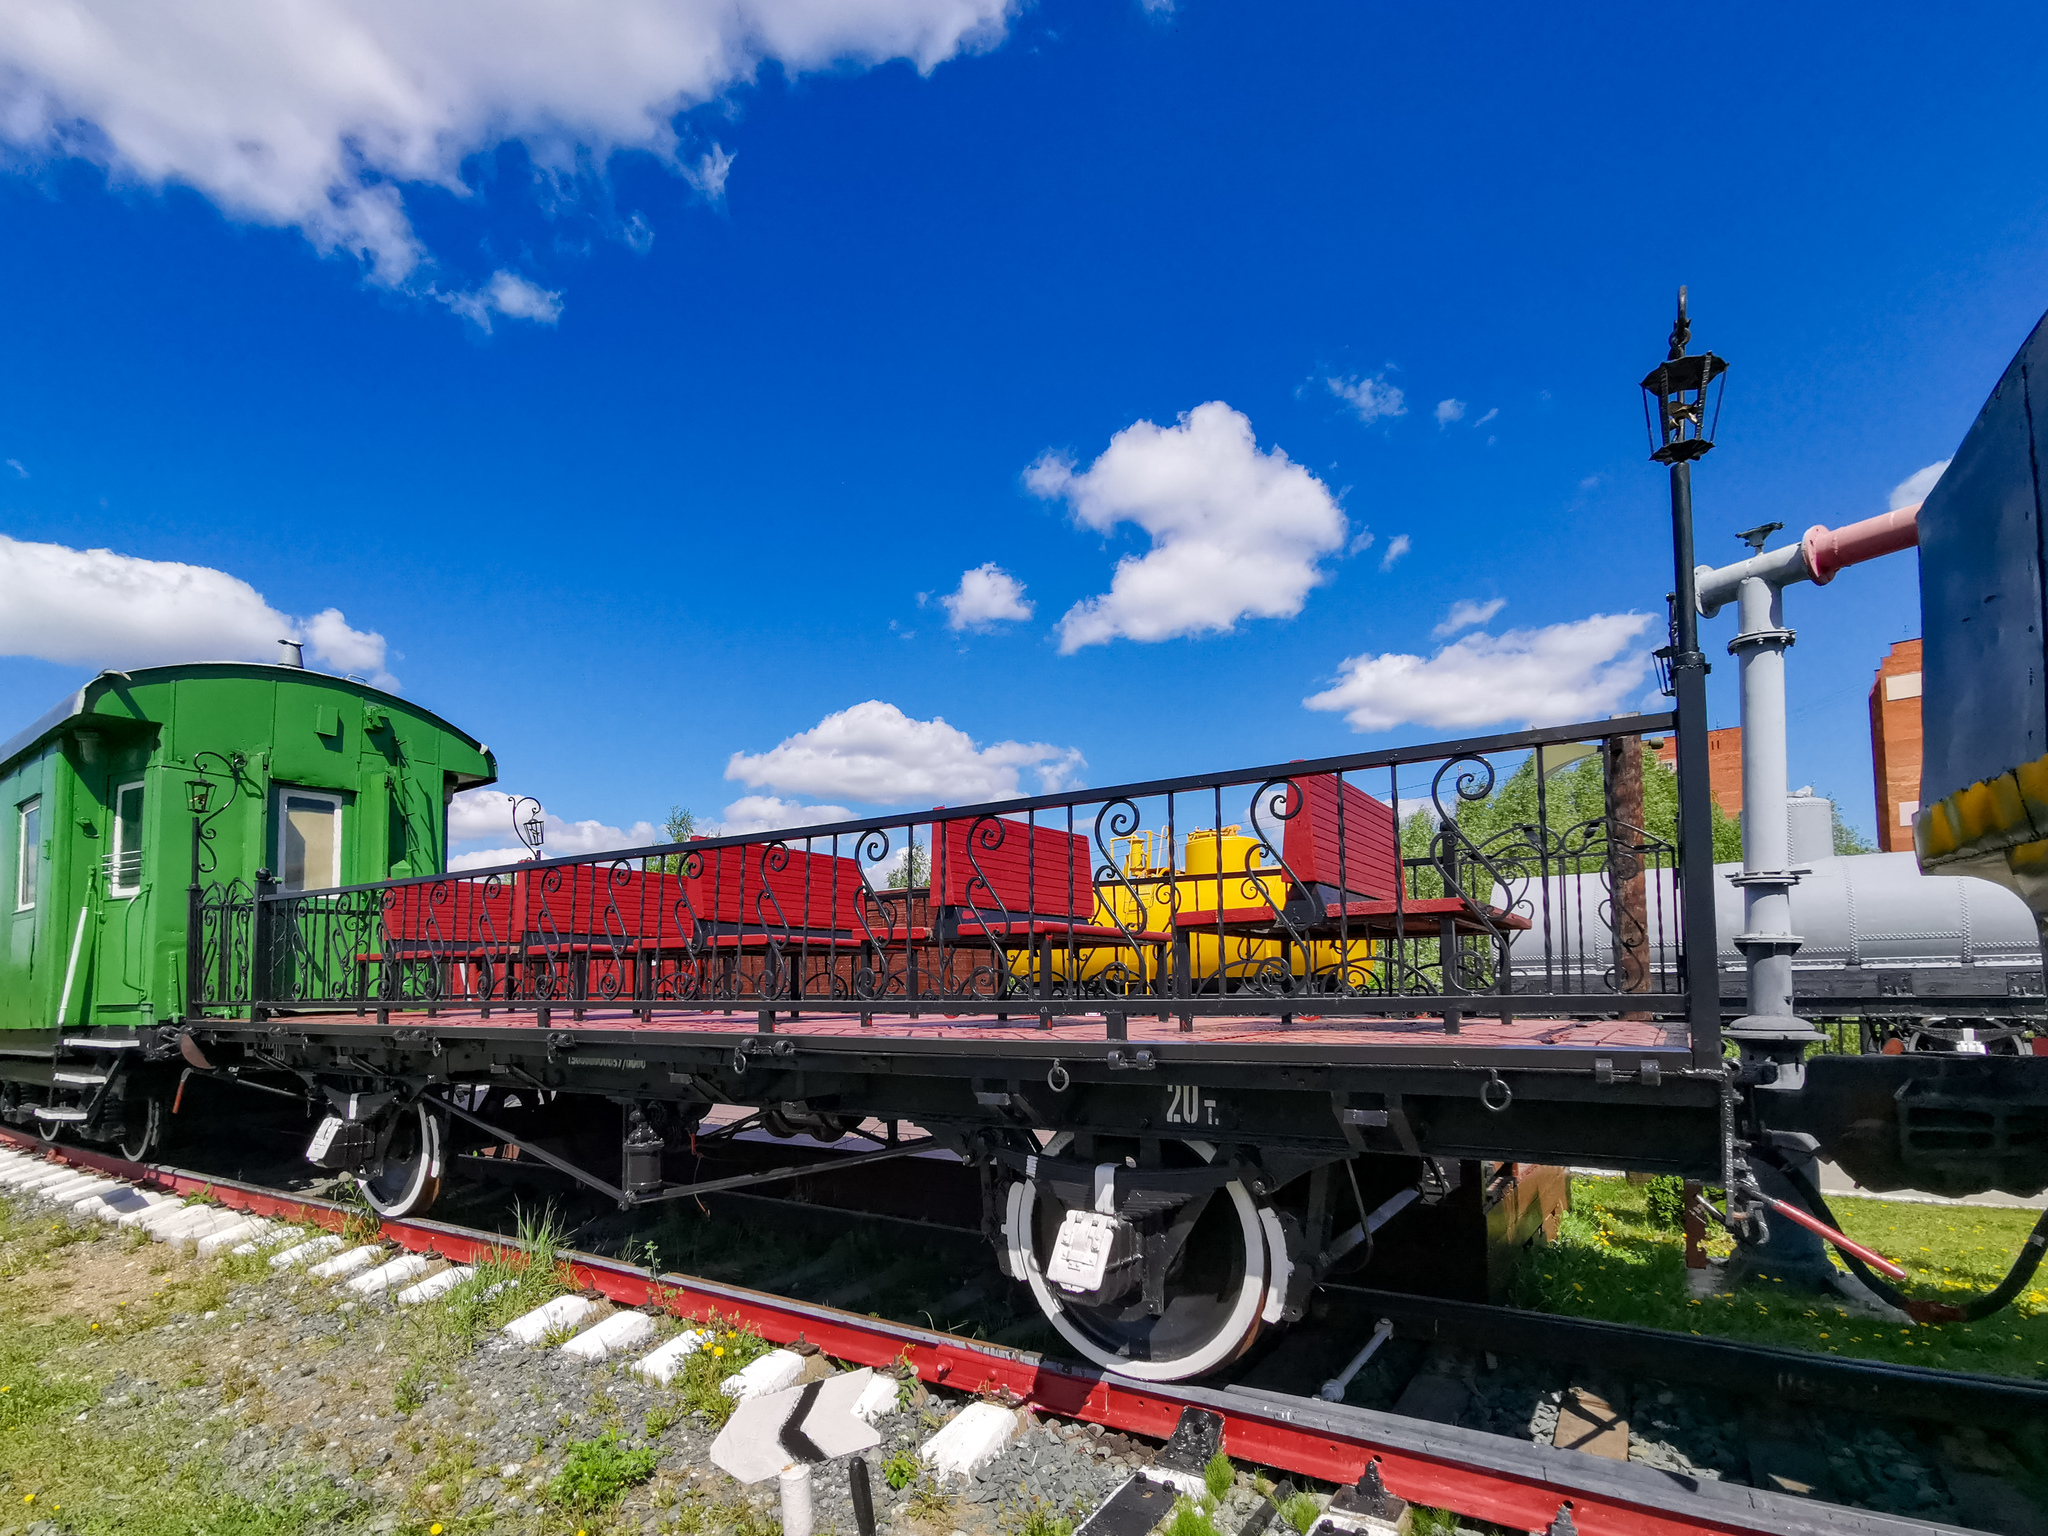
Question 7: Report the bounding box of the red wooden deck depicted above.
[278,1005,1682,1051]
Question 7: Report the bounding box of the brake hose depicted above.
[1758,1147,2048,1325]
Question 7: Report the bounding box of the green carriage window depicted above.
[15,798,37,911]
[279,790,343,893]
[110,781,143,896]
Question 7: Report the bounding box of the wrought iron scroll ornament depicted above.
[192,714,1690,1022]
[189,749,247,877]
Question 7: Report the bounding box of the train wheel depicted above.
[117,1095,164,1162]
[360,1103,445,1219]
[1004,1137,1272,1381]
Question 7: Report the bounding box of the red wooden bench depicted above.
[933,815,1172,997]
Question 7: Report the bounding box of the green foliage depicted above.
[1279,1490,1323,1533]
[1204,1451,1235,1501]
[547,1430,659,1513]
[1709,799,1744,862]
[1829,795,1878,855]
[392,1359,429,1414]
[882,1448,919,1490]
[1011,1495,1077,1536]
[1166,1495,1222,1536]
[675,1319,775,1426]
[1643,1175,1686,1230]
[1515,1173,2048,1376]
[886,838,929,890]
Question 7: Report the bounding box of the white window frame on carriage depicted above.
[15,797,37,911]
[276,788,344,894]
[108,780,144,897]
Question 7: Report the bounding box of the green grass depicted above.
[1165,1495,1221,1536]
[671,1317,775,1426]
[547,1430,659,1514]
[1510,1175,2048,1377]
[0,1197,363,1536]
[1278,1490,1322,1533]
[1203,1450,1234,1500]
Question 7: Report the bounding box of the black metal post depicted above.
[249,867,277,1021]
[1668,461,1724,1070]
[185,815,203,1020]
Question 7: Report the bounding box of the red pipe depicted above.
[1802,502,1920,586]
[1752,1192,1909,1280]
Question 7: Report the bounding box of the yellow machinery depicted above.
[1000,827,1377,995]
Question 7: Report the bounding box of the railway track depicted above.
[7,1123,2044,1536]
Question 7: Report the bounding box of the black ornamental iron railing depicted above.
[189,714,1703,1050]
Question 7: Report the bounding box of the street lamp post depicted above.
[1640,288,1727,1073]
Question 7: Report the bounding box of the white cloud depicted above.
[726,699,1084,805]
[1433,597,1505,638]
[1434,398,1465,427]
[941,562,1033,630]
[0,1,1014,298]
[446,786,659,868]
[439,270,562,331]
[1029,401,1348,652]
[1347,529,1376,556]
[716,795,857,836]
[4,459,25,478]
[0,533,395,684]
[1891,459,1950,511]
[683,144,735,201]
[1379,533,1411,570]
[1304,612,1655,733]
[1475,408,1498,426]
[1326,374,1406,425]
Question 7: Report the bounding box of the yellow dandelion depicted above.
[712,1346,724,1357]
[431,1526,444,1535]
[22,1493,32,1503]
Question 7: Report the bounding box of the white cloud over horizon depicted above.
[1379,533,1411,570]
[0,533,395,686]
[1434,398,1465,427]
[941,562,1033,630]
[1433,597,1505,637]
[1326,374,1406,424]
[726,699,1083,805]
[1891,459,1951,511]
[1304,612,1654,733]
[1028,401,1348,652]
[716,795,859,836]
[446,786,662,869]
[0,1,1015,316]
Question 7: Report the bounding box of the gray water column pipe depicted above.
[1693,503,1921,1074]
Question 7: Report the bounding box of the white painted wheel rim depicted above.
[1007,1135,1270,1382]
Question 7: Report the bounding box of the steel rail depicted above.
[0,1126,1989,1536]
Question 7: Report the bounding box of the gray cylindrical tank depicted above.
[1499,798,2040,987]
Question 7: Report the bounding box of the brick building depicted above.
[1869,638,1923,853]
[1651,725,1744,818]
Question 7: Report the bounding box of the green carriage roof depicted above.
[0,661,495,785]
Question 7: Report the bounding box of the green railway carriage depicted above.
[0,662,494,1152]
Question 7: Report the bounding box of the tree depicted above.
[648,805,701,874]
[886,839,929,890]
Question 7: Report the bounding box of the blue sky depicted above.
[1,1,2042,858]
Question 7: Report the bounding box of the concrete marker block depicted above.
[559,1310,657,1362]
[502,1295,600,1345]
[631,1329,710,1385]
[348,1253,434,1295]
[308,1244,387,1280]
[107,1191,179,1225]
[270,1235,345,1269]
[395,1266,474,1306]
[196,1218,276,1258]
[919,1401,1023,1482]
[719,1349,806,1401]
[852,1372,899,1425]
[37,1175,115,1203]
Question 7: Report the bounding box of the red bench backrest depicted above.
[685,844,871,934]
[936,816,1095,920]
[519,864,692,942]
[379,876,515,943]
[1280,773,1399,899]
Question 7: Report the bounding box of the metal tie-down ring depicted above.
[1480,1070,1513,1112]
[1046,1060,1071,1093]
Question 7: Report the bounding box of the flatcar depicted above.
[7,314,2048,1380]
